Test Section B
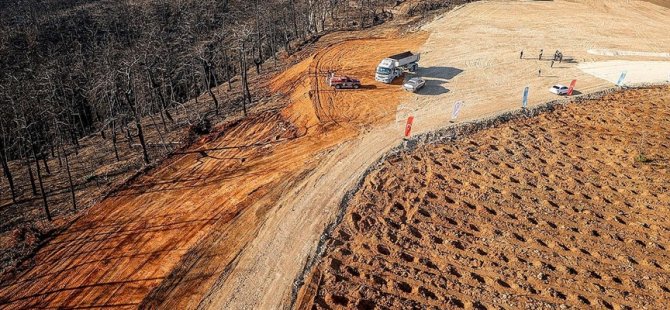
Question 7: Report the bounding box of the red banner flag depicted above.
[567,79,577,96]
[404,116,414,138]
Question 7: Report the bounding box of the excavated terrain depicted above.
[304,86,670,309]
[2,0,670,308]
[0,22,428,309]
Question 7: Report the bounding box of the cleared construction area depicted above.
[1,0,669,309]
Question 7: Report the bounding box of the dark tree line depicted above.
[0,0,407,222]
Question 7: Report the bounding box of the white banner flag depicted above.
[451,101,464,121]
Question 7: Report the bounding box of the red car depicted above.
[328,75,361,89]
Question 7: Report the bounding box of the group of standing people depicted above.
[519,49,563,63]
[520,49,563,61]
[553,50,564,62]
[519,49,564,76]
[550,50,564,67]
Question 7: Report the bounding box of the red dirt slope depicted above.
[0,27,428,309]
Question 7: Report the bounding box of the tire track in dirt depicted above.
[308,37,386,126]
[0,110,315,309]
[182,34,429,310]
[129,33,426,309]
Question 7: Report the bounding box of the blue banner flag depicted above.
[617,71,627,86]
[522,86,529,109]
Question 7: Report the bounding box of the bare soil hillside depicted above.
[1,0,669,309]
[0,22,429,309]
[302,86,670,309]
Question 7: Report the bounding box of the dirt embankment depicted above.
[140,31,431,310]
[300,86,670,309]
[2,0,670,309]
[0,20,429,309]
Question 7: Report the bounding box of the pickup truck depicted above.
[328,75,361,89]
[375,51,420,83]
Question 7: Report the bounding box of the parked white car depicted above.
[549,84,569,95]
[403,77,426,92]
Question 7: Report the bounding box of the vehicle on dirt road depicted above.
[375,51,420,83]
[403,77,426,92]
[328,75,361,89]
[549,84,569,95]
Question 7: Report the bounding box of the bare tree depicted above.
[120,63,150,165]
[0,0,426,237]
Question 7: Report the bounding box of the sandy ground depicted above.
[1,0,670,309]
[303,86,670,309]
[588,49,670,58]
[579,61,670,85]
[644,0,670,8]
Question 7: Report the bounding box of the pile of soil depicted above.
[303,86,670,309]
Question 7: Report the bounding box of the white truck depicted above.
[375,51,420,83]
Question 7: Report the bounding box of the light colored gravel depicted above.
[588,49,670,58]
[578,60,670,85]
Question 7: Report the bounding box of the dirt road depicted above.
[303,86,670,309]
[1,0,669,309]
[202,1,670,309]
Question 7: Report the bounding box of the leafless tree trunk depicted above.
[111,119,120,161]
[200,57,220,116]
[29,135,51,221]
[41,152,50,175]
[64,147,76,211]
[147,66,171,130]
[24,153,38,196]
[0,134,16,203]
[239,42,252,116]
[123,70,150,165]
[224,51,233,91]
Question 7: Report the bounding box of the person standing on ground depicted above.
[551,60,554,68]
[538,68,542,77]
[539,49,543,60]
[520,50,524,59]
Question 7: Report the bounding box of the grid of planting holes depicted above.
[310,87,670,309]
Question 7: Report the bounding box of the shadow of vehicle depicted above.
[419,66,464,80]
[549,89,583,97]
[409,66,463,96]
